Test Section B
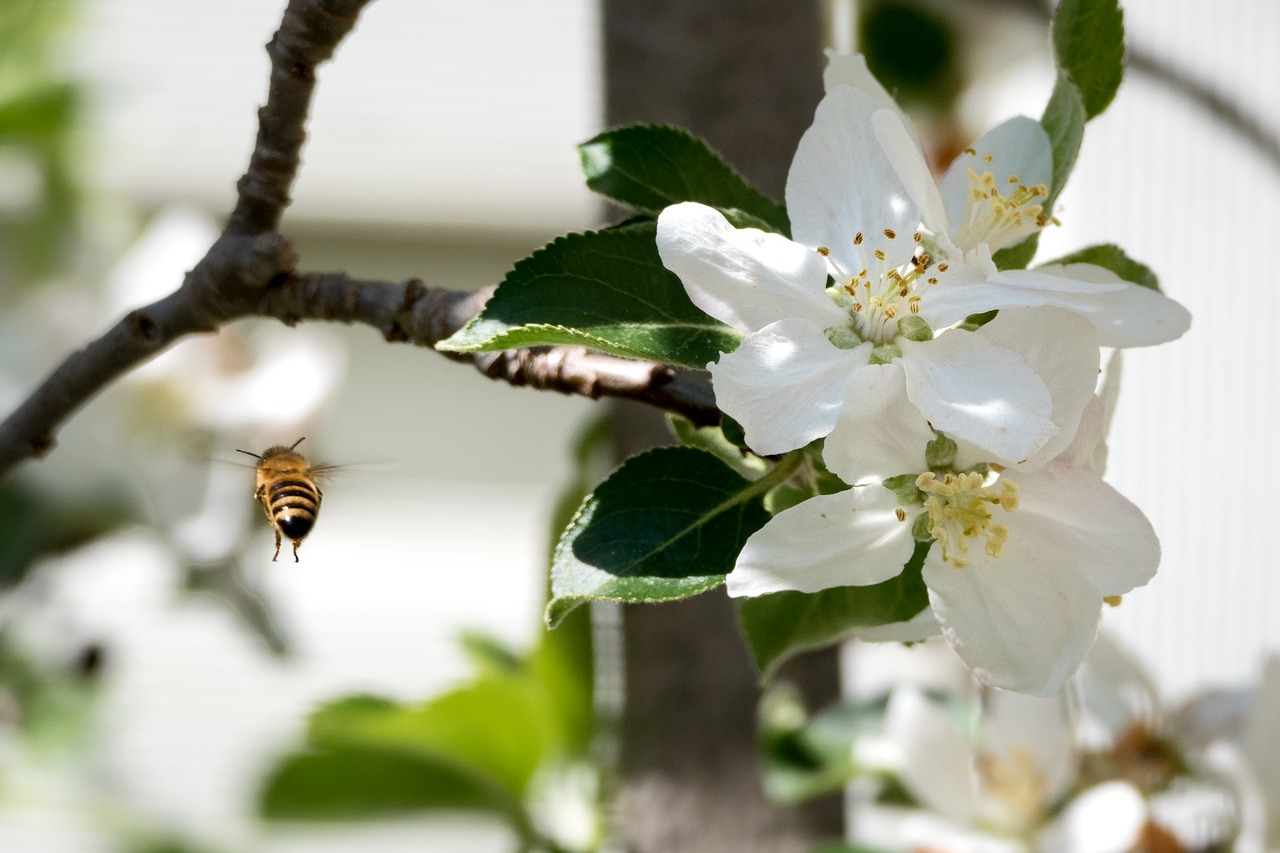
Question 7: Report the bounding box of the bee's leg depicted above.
[272,530,282,562]
[292,540,301,563]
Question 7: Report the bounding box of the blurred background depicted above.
[0,0,1276,850]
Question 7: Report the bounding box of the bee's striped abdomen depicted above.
[268,476,321,541]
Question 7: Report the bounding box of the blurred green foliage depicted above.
[0,0,84,290]
[860,1,961,114]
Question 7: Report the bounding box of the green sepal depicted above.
[578,124,789,234]
[881,473,923,507]
[924,432,957,470]
[737,541,931,677]
[911,512,934,543]
[1051,0,1126,121]
[1040,243,1160,291]
[896,315,932,342]
[438,223,741,370]
[868,342,902,365]
[546,447,775,627]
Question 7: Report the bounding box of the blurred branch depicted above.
[1128,45,1280,174]
[0,0,720,484]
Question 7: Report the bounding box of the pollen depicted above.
[917,471,1019,567]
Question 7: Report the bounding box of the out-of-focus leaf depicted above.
[259,744,523,823]
[0,479,131,589]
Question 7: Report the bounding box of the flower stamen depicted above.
[917,471,1019,568]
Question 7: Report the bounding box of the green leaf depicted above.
[669,416,767,481]
[438,224,739,369]
[259,744,522,822]
[1040,242,1160,290]
[579,125,789,233]
[738,541,931,676]
[1041,72,1086,211]
[1051,0,1125,121]
[311,684,555,798]
[546,447,775,627]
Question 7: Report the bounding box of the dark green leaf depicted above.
[579,125,788,233]
[860,2,960,113]
[1051,0,1125,121]
[1040,242,1160,290]
[546,447,773,627]
[738,541,931,676]
[437,224,740,369]
[259,745,521,822]
[0,479,130,589]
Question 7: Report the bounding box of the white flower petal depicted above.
[821,51,899,110]
[1034,782,1146,853]
[1055,395,1108,474]
[1008,464,1160,597]
[728,486,916,597]
[656,202,840,333]
[854,607,941,643]
[823,361,932,484]
[873,108,951,238]
[939,116,1053,243]
[925,535,1103,696]
[787,87,921,276]
[885,688,980,824]
[979,690,1075,809]
[970,307,1100,470]
[1011,263,1191,347]
[708,318,870,455]
[899,330,1056,464]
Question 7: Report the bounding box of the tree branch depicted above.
[254,271,720,425]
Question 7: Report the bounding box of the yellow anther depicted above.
[1104,595,1123,607]
[883,228,896,239]
[816,246,831,256]
[853,232,864,245]
[873,249,886,261]
[895,507,906,522]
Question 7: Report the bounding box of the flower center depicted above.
[952,154,1053,252]
[818,229,943,346]
[975,745,1050,831]
[916,470,1018,568]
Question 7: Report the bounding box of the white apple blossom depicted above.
[657,58,1188,463]
[823,52,1191,349]
[852,686,1147,853]
[726,309,1158,696]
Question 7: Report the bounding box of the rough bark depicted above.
[603,3,845,850]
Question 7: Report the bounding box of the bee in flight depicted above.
[236,437,326,562]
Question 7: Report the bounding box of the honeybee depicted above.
[236,437,327,562]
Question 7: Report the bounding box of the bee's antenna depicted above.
[289,437,306,451]
[235,448,263,459]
